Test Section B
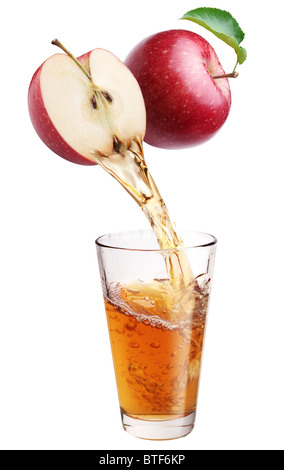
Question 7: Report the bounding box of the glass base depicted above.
[121,410,196,440]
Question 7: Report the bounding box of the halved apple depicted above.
[28,43,146,165]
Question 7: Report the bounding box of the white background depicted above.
[1,0,283,450]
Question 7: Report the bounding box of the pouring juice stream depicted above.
[92,137,193,286]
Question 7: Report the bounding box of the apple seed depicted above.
[101,91,113,103]
[91,95,97,109]
[113,135,121,153]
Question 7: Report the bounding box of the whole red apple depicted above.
[125,29,231,149]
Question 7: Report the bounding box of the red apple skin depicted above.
[125,29,231,149]
[28,52,96,166]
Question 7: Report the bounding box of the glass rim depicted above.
[95,229,217,252]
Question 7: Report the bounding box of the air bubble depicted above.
[125,319,136,330]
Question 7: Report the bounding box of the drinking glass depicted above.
[96,230,217,440]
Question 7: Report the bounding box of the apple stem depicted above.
[213,71,239,80]
[51,38,92,82]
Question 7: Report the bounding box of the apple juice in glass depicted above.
[96,230,216,440]
[27,26,231,438]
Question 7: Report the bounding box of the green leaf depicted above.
[180,7,247,65]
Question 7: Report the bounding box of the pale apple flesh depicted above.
[28,49,146,165]
[125,29,231,149]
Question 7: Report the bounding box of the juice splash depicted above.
[92,139,193,286]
